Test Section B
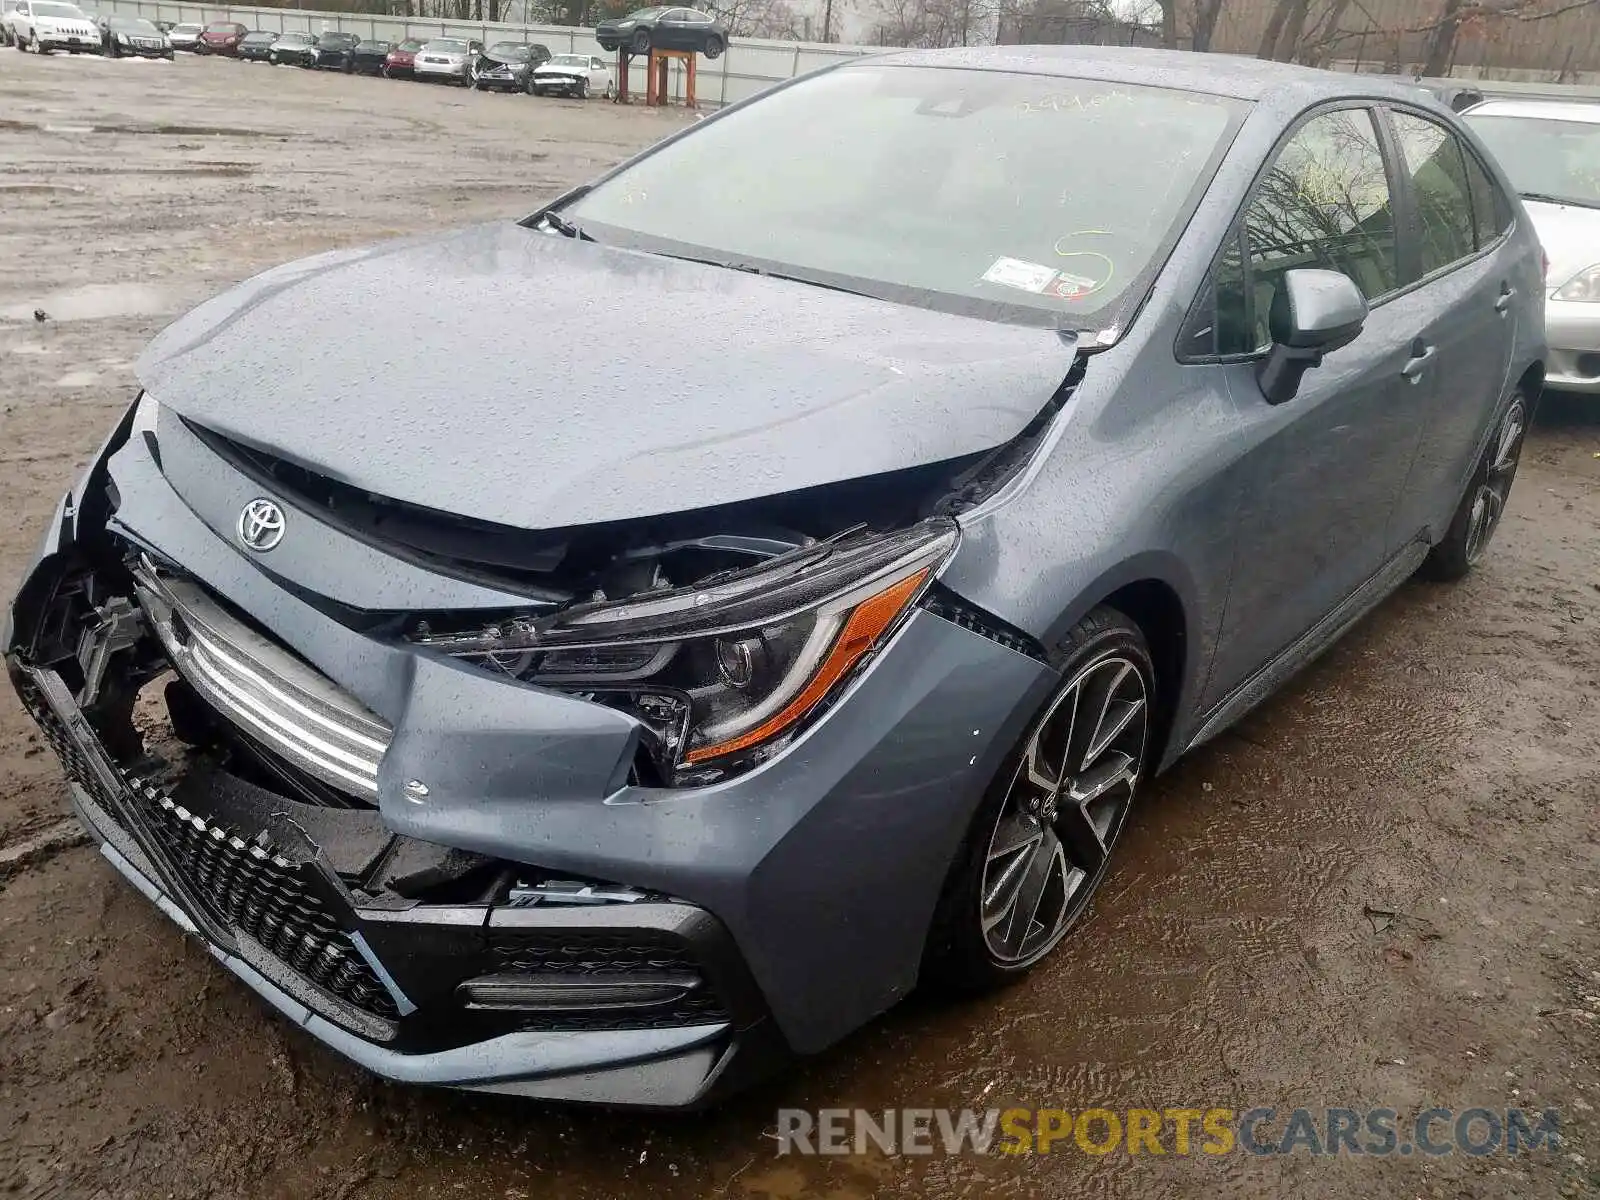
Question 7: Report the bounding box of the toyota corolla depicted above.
[5,47,1544,1109]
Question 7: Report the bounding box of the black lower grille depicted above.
[126,781,399,1020]
[488,931,728,1031]
[19,674,397,1023]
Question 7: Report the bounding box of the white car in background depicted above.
[166,21,201,51]
[1466,99,1600,394]
[413,37,482,85]
[1,0,25,46]
[10,0,99,51]
[531,52,615,99]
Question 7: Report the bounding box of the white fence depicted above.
[93,0,878,105]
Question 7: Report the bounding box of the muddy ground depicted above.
[1,46,1598,1200]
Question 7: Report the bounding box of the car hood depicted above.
[136,222,1077,531]
[536,63,584,73]
[1524,198,1600,293]
[38,17,95,32]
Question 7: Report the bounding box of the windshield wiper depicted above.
[540,210,592,240]
[1519,191,1600,210]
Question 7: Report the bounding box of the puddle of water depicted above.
[0,282,186,324]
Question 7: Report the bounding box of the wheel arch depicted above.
[1035,554,1200,775]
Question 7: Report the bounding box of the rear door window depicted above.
[1390,110,1478,277]
[1462,148,1513,249]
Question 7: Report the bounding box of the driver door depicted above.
[1199,106,1437,710]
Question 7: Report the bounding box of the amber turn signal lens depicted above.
[683,568,930,765]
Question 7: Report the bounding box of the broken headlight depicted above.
[415,520,958,784]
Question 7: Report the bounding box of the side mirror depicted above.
[1257,268,1369,405]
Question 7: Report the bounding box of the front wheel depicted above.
[1420,394,1528,581]
[922,607,1154,990]
[574,77,588,99]
[629,28,649,53]
[703,34,724,59]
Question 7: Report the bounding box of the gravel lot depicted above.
[1,45,1599,1200]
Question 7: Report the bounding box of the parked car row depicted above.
[163,22,617,96]
[0,4,618,98]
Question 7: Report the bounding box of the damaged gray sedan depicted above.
[5,46,1545,1107]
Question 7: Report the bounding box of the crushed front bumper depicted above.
[12,659,771,1106]
[5,394,1052,1105]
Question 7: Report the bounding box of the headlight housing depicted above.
[1553,264,1600,302]
[412,520,958,786]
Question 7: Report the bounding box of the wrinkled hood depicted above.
[1524,198,1600,294]
[137,222,1077,531]
[536,62,585,74]
[38,16,94,33]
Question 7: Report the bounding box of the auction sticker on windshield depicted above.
[981,257,1058,293]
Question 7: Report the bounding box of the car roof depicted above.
[869,45,1433,105]
[1464,97,1600,124]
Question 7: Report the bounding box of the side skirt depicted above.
[1184,540,1430,753]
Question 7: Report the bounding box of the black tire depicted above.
[629,28,649,53]
[524,72,537,94]
[574,77,587,99]
[1420,392,1528,582]
[922,606,1155,993]
[703,33,724,59]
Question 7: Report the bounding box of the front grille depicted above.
[131,564,391,803]
[19,670,397,1024]
[125,780,398,1019]
[488,931,728,1031]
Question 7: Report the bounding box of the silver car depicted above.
[413,36,481,85]
[1466,99,1600,394]
[5,47,1545,1110]
[166,21,200,51]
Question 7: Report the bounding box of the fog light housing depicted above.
[456,972,702,1012]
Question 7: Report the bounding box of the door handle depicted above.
[1401,344,1437,383]
[1495,284,1517,314]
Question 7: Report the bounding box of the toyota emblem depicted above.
[237,498,286,552]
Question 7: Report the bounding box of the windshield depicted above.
[204,21,237,31]
[243,31,273,40]
[172,23,199,31]
[109,16,153,30]
[566,65,1245,330]
[278,33,310,44]
[1465,113,1600,208]
[626,7,666,18]
[33,3,85,17]
[316,33,350,45]
[549,53,586,66]
[488,42,529,58]
[424,39,466,51]
[397,38,422,50]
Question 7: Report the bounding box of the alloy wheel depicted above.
[1465,400,1525,566]
[980,653,1148,967]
